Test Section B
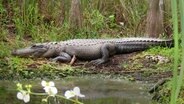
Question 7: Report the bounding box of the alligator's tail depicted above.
[115,38,174,54]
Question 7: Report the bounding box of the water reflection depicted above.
[0,77,152,104]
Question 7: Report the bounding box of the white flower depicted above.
[64,90,75,99]
[17,91,30,103]
[41,80,58,96]
[41,80,55,87]
[44,87,58,96]
[64,87,85,99]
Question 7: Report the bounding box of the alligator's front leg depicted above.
[69,55,76,65]
[52,52,72,62]
[90,43,116,65]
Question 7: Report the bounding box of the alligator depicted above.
[11,38,173,65]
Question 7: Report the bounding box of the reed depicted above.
[175,0,184,100]
[170,0,183,103]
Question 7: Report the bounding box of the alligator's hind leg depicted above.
[52,52,71,62]
[90,43,116,65]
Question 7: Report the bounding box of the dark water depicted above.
[0,77,153,104]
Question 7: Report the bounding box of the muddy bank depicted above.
[73,52,172,82]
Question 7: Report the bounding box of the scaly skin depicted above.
[11,38,173,65]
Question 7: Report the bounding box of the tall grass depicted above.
[170,0,184,103]
[0,0,149,41]
[12,0,39,38]
[175,0,184,100]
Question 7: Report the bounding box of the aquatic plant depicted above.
[16,83,31,103]
[41,80,58,96]
[16,81,84,104]
[64,87,85,99]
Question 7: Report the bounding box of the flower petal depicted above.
[23,94,30,103]
[17,92,23,100]
[64,90,75,99]
[73,87,80,95]
[50,87,58,95]
[48,81,55,87]
[44,86,58,96]
[41,80,47,87]
[43,87,50,93]
[78,94,85,98]
[73,87,85,98]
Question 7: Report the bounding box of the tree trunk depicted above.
[56,1,65,27]
[38,0,52,23]
[145,0,164,38]
[69,0,82,33]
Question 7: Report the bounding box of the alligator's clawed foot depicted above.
[88,59,106,66]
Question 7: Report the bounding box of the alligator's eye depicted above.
[31,45,44,48]
[31,45,36,48]
[37,45,44,48]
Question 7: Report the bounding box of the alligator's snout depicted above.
[11,49,26,56]
[11,49,17,55]
[11,46,48,57]
[11,48,36,57]
[11,50,17,55]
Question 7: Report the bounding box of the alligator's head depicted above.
[11,43,49,58]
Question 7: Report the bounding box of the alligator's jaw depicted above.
[11,47,37,57]
[12,47,50,58]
